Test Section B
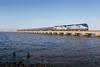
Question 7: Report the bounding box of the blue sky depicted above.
[0,0,100,31]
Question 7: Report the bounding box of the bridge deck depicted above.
[17,30,100,37]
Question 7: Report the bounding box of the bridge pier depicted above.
[58,32,64,35]
[65,33,72,36]
[73,33,82,36]
[83,33,93,37]
[48,32,52,35]
[52,32,58,35]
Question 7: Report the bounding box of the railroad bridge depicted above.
[17,23,100,37]
[17,30,100,37]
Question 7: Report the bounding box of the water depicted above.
[0,32,100,66]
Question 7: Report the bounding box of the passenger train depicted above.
[53,23,89,31]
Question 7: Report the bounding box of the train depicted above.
[53,23,89,31]
[17,23,89,31]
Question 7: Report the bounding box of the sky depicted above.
[0,0,100,31]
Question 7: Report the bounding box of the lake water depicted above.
[0,32,100,67]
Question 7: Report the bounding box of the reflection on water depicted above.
[0,32,100,66]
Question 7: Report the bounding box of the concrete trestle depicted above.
[18,31,100,37]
